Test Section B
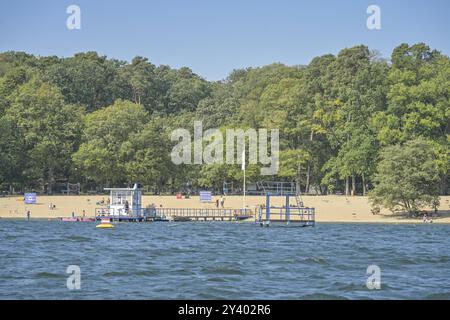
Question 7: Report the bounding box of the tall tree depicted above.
[369,138,442,215]
[73,99,148,186]
[4,78,84,192]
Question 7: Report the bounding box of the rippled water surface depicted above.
[0,220,449,299]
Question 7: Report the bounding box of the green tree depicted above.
[124,117,174,191]
[44,52,124,112]
[4,78,84,192]
[369,138,442,215]
[314,46,388,195]
[73,99,148,186]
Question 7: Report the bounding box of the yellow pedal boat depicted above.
[96,222,114,228]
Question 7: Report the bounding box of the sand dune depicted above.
[1,194,449,223]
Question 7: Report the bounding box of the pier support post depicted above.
[266,193,270,221]
[285,195,290,223]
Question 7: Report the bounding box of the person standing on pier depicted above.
[124,200,130,214]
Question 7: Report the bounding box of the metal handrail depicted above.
[154,208,252,218]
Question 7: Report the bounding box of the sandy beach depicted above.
[1,194,449,223]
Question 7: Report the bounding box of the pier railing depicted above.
[257,206,315,225]
[155,208,253,220]
[95,206,314,225]
[95,207,153,217]
[95,207,253,221]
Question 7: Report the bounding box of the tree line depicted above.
[0,43,448,213]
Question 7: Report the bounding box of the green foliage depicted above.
[124,118,174,190]
[0,44,448,204]
[369,139,442,214]
[73,99,148,185]
[2,77,84,191]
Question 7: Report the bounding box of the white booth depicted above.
[104,184,142,216]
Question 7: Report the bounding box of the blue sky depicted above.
[0,0,449,80]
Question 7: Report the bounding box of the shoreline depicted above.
[1,195,449,224]
[1,217,449,225]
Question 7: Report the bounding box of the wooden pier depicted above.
[256,193,315,227]
[94,207,253,222]
[257,207,315,227]
[94,192,315,227]
[156,208,253,221]
[95,183,315,226]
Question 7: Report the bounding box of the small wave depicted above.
[64,235,91,242]
[171,268,194,276]
[396,255,450,264]
[134,269,160,276]
[196,292,226,299]
[103,271,129,277]
[35,272,65,279]
[303,256,329,265]
[301,293,348,300]
[423,292,450,300]
[202,266,246,275]
[334,282,365,291]
[103,269,160,277]
[206,277,228,283]
[393,257,417,265]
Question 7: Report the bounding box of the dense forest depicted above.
[0,43,449,212]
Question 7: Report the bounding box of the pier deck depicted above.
[95,207,253,222]
[156,208,253,221]
[94,205,315,226]
[257,207,316,227]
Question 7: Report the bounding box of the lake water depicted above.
[0,220,449,299]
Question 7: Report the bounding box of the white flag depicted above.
[242,149,245,171]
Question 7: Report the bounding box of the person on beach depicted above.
[220,196,225,208]
[371,206,380,215]
[26,210,30,221]
[215,199,219,208]
[72,211,75,218]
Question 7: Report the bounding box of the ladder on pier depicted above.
[294,194,304,208]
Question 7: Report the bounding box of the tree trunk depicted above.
[305,129,314,195]
[351,175,356,196]
[319,185,325,195]
[345,177,350,196]
[305,162,311,194]
[362,173,366,196]
[48,166,54,195]
[441,174,448,195]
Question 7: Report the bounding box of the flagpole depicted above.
[242,149,246,213]
[243,164,246,211]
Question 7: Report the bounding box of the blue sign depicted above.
[199,191,212,202]
[24,193,37,204]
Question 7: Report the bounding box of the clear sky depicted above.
[0,0,449,80]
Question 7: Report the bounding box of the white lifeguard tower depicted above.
[104,183,142,217]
